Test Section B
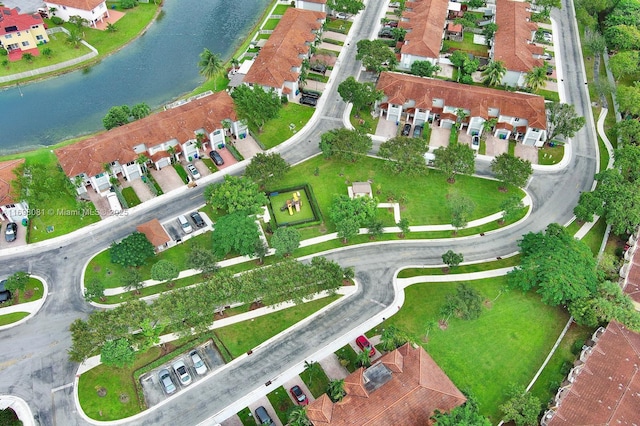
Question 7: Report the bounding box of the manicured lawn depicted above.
[538,143,564,165]
[300,362,331,398]
[267,386,295,424]
[269,190,316,226]
[325,18,352,34]
[0,312,29,326]
[214,295,340,357]
[237,407,255,425]
[121,187,141,208]
[538,89,560,102]
[442,32,489,57]
[335,344,359,373]
[565,219,583,237]
[581,217,607,255]
[254,103,316,149]
[172,163,189,184]
[397,255,521,277]
[273,4,291,15]
[374,276,569,422]
[0,32,92,77]
[263,19,280,30]
[272,156,523,233]
[350,107,379,134]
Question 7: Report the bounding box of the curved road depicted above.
[0,0,596,425]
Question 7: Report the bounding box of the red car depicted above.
[290,385,308,405]
[356,335,375,356]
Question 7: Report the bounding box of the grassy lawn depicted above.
[85,232,212,289]
[581,217,607,255]
[335,344,359,373]
[263,19,280,30]
[272,156,523,234]
[374,276,569,422]
[538,89,560,102]
[121,187,141,208]
[325,18,352,34]
[237,407,255,426]
[172,163,189,184]
[565,219,583,237]
[397,255,521,277]
[267,387,295,424]
[0,312,29,326]
[253,103,316,149]
[214,295,340,358]
[0,32,92,77]
[350,107,379,134]
[273,4,291,14]
[300,362,331,398]
[538,143,564,165]
[442,32,489,57]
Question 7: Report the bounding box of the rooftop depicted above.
[0,158,25,206]
[493,0,544,73]
[44,0,105,10]
[399,0,449,60]
[136,219,170,248]
[0,7,45,36]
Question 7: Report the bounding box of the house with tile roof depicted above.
[492,0,545,87]
[376,72,547,146]
[621,231,640,309]
[295,0,328,13]
[243,8,325,100]
[397,0,450,69]
[0,159,29,223]
[136,219,171,252]
[0,7,49,59]
[541,321,640,425]
[44,0,109,28]
[54,91,241,196]
[306,343,466,426]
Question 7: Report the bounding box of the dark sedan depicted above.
[5,222,17,242]
[401,123,412,136]
[209,150,224,166]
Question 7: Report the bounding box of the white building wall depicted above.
[45,1,109,27]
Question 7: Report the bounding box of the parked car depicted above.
[190,212,205,228]
[385,20,399,28]
[290,385,309,405]
[546,66,554,76]
[310,62,327,74]
[300,96,318,107]
[255,406,273,425]
[186,163,201,180]
[413,125,423,138]
[172,360,192,386]
[189,350,208,375]
[177,215,193,234]
[158,368,176,394]
[401,123,412,136]
[209,150,224,166]
[335,12,349,19]
[356,335,375,356]
[378,28,393,38]
[5,222,17,242]
[543,32,552,42]
[0,279,11,303]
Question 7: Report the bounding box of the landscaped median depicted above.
[0,275,47,329]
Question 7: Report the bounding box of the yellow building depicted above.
[0,7,50,60]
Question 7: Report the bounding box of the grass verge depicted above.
[397,255,521,277]
[0,312,29,326]
[267,387,295,424]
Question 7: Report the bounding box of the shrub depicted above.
[120,0,138,9]
[109,232,154,267]
[0,48,7,56]
[51,16,64,25]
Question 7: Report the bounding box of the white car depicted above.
[172,360,192,386]
[177,215,193,234]
[335,12,349,19]
[190,350,208,375]
[186,163,201,180]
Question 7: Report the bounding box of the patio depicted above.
[94,9,125,31]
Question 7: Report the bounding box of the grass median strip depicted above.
[397,255,521,278]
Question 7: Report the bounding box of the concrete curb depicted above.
[0,275,49,331]
[0,395,35,426]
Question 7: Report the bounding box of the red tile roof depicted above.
[136,219,170,248]
[0,7,45,36]
[306,344,466,426]
[624,247,640,305]
[399,0,449,60]
[447,22,463,33]
[54,91,237,178]
[45,0,105,11]
[493,0,544,73]
[0,159,25,206]
[376,72,547,129]
[302,0,327,3]
[244,8,324,90]
[545,322,640,425]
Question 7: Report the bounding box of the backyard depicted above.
[442,32,489,58]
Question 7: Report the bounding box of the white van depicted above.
[107,192,122,214]
[178,215,193,234]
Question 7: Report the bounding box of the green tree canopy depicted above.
[204,175,267,215]
[151,260,179,282]
[271,226,301,257]
[481,60,506,86]
[604,24,640,50]
[378,135,429,176]
[442,250,464,269]
[434,142,476,183]
[330,194,378,242]
[212,212,261,258]
[507,223,598,306]
[614,118,640,146]
[568,280,637,328]
[187,245,219,277]
[337,76,383,115]
[448,193,476,230]
[524,65,547,93]
[198,48,223,90]
[319,128,372,162]
[327,0,365,14]
[546,102,586,142]
[102,105,131,130]
[490,153,533,189]
[500,195,525,223]
[432,397,491,425]
[616,82,640,117]
[356,39,397,73]
[499,385,542,426]
[410,60,441,77]
[109,232,154,267]
[231,84,282,132]
[100,338,135,368]
[4,271,29,293]
[244,152,290,190]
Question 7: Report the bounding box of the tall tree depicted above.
[616,82,640,117]
[448,193,476,231]
[442,250,464,270]
[130,102,151,120]
[120,267,144,294]
[356,39,397,73]
[434,142,476,183]
[244,153,290,190]
[187,245,219,277]
[102,105,130,130]
[319,128,372,162]
[524,65,547,93]
[432,398,492,425]
[198,48,223,90]
[109,232,154,267]
[490,153,533,189]
[327,379,346,402]
[211,212,261,258]
[614,119,640,146]
[100,338,135,368]
[231,84,282,132]
[204,175,267,215]
[3,271,29,294]
[337,77,383,116]
[500,195,525,223]
[507,223,598,306]
[271,226,301,257]
[481,60,506,86]
[288,406,312,426]
[410,60,441,77]
[568,280,637,328]
[327,0,365,14]
[609,51,640,80]
[378,135,429,176]
[545,102,586,142]
[151,260,179,283]
[482,22,499,46]
[499,385,542,426]
[330,194,378,243]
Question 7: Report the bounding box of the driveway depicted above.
[213,147,239,171]
[281,376,315,406]
[484,135,508,157]
[317,42,341,53]
[429,126,451,149]
[248,397,281,426]
[318,353,349,381]
[150,166,184,193]
[192,160,212,179]
[515,143,539,164]
[323,31,347,42]
[375,117,397,139]
[84,189,112,219]
[231,136,262,160]
[0,220,27,249]
[123,178,155,203]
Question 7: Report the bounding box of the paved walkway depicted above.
[318,353,349,381]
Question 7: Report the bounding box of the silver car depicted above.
[158,368,176,394]
[186,163,200,180]
[172,359,192,386]
[190,350,208,376]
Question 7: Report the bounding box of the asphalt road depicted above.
[0,0,597,425]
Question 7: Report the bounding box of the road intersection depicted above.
[0,0,597,424]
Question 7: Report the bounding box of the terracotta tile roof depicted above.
[136,219,170,248]
[45,0,105,11]
[376,72,547,129]
[0,7,45,36]
[306,344,466,426]
[0,159,25,206]
[493,0,544,73]
[546,322,640,425]
[54,91,237,178]
[624,248,640,305]
[399,0,449,60]
[447,22,463,33]
[244,8,324,90]
[303,0,326,3]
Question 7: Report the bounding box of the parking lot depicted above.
[162,210,211,242]
[140,340,226,407]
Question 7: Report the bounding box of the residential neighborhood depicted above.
[0,0,639,425]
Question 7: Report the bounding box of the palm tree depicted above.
[481,60,506,86]
[136,154,149,174]
[106,22,117,33]
[167,145,177,164]
[288,406,312,426]
[524,66,547,93]
[66,30,82,49]
[198,48,223,91]
[327,379,346,402]
[356,349,371,368]
[231,57,240,73]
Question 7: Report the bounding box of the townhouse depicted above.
[44,0,110,28]
[0,7,49,59]
[398,0,450,68]
[0,159,28,224]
